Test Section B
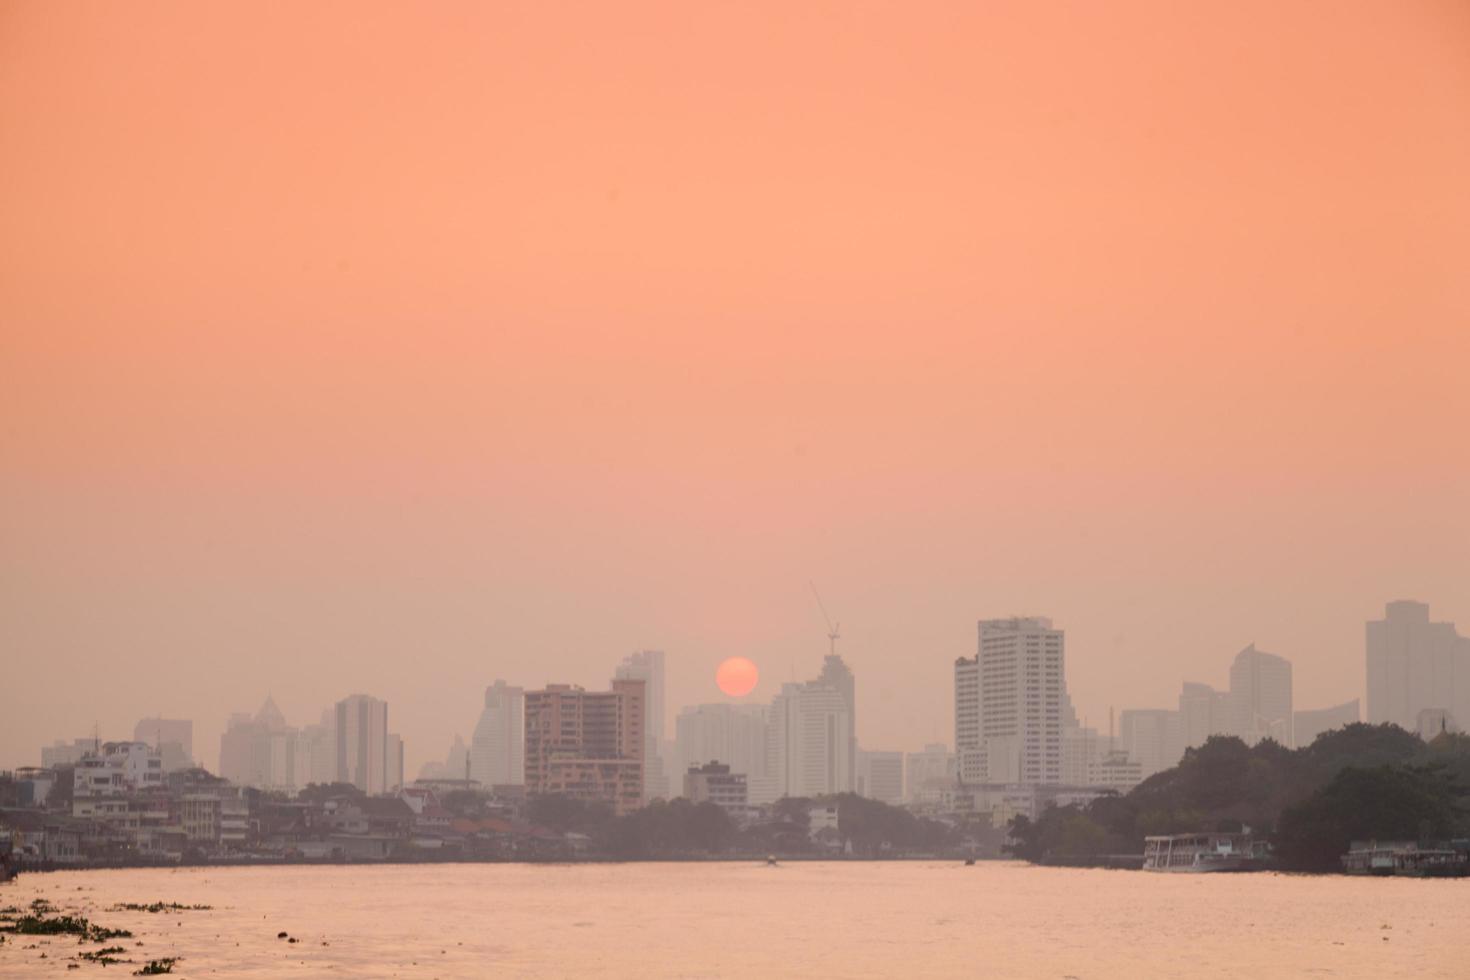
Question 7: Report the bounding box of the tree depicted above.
[1275,765,1468,871]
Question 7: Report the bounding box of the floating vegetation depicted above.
[110,902,213,913]
[80,946,130,965]
[1,913,134,942]
[134,958,179,975]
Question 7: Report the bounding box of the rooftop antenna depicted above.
[808,581,841,658]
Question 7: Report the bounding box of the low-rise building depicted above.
[683,761,748,812]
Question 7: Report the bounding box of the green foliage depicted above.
[2,913,132,941]
[295,782,366,804]
[110,902,212,913]
[1275,765,1468,871]
[527,794,614,834]
[600,798,734,857]
[831,793,953,855]
[1008,724,1470,867]
[438,789,486,818]
[134,958,179,975]
[80,946,129,964]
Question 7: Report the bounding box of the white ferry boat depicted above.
[1142,832,1270,872]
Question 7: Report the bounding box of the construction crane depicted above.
[808,581,841,658]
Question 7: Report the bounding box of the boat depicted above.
[1142,832,1270,872]
[1341,841,1469,877]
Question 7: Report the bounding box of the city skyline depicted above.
[15,597,1460,785]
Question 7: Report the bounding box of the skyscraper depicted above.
[673,702,770,792]
[1227,644,1293,746]
[218,697,294,790]
[1178,682,1229,751]
[904,743,955,805]
[1293,699,1360,748]
[959,617,1067,786]
[470,680,525,788]
[770,678,853,798]
[856,749,904,803]
[132,717,194,772]
[523,678,645,814]
[953,656,982,782]
[1366,600,1470,732]
[335,694,391,795]
[614,650,669,801]
[817,653,857,790]
[1119,708,1183,778]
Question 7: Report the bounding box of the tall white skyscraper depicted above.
[770,675,854,798]
[954,656,982,782]
[1227,644,1293,746]
[1366,600,1470,732]
[470,680,524,787]
[955,617,1067,786]
[335,694,390,795]
[674,702,770,788]
[615,650,669,801]
[817,654,857,790]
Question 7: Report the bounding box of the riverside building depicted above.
[524,679,646,815]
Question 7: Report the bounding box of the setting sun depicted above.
[716,657,759,698]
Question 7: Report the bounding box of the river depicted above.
[1,861,1464,977]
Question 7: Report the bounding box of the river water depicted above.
[1,862,1465,977]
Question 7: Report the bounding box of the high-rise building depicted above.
[219,697,295,790]
[523,679,645,814]
[1119,709,1183,779]
[300,716,335,787]
[1060,725,1102,785]
[1366,601,1470,733]
[856,749,904,803]
[41,738,99,769]
[817,653,857,790]
[615,651,669,801]
[954,656,982,783]
[1228,644,1293,746]
[1293,699,1360,748]
[386,733,405,792]
[904,743,955,805]
[673,703,770,795]
[956,617,1067,786]
[770,675,854,798]
[132,718,194,772]
[335,694,391,795]
[1178,683,1229,751]
[470,680,525,788]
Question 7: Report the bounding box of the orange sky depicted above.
[2,1,1468,772]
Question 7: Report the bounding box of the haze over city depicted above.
[3,1,1468,783]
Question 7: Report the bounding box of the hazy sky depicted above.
[3,2,1468,774]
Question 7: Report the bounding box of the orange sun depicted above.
[715,656,759,697]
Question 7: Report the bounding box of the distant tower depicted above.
[470,680,525,787]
